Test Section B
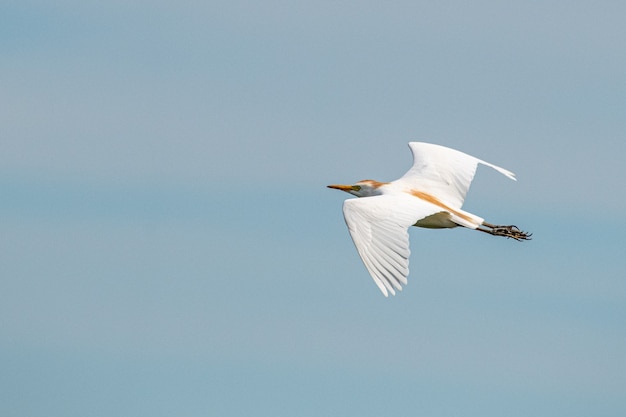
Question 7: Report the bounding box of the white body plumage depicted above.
[328,142,524,297]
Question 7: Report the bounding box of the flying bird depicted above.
[328,142,531,297]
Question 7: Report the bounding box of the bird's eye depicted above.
[352,185,361,191]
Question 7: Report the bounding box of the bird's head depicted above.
[327,179,387,197]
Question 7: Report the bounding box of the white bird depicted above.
[328,142,531,297]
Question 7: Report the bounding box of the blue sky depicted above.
[1,1,625,416]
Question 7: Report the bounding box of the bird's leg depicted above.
[477,222,532,241]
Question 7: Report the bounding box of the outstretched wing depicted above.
[342,194,441,297]
[399,142,516,208]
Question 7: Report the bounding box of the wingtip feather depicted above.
[479,160,517,181]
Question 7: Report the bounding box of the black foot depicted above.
[490,225,532,241]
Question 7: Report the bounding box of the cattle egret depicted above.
[328,142,531,297]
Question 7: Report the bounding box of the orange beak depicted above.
[327,184,354,193]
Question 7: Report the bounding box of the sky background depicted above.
[2,1,625,416]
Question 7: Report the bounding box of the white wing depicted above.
[342,194,442,297]
[399,142,516,208]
